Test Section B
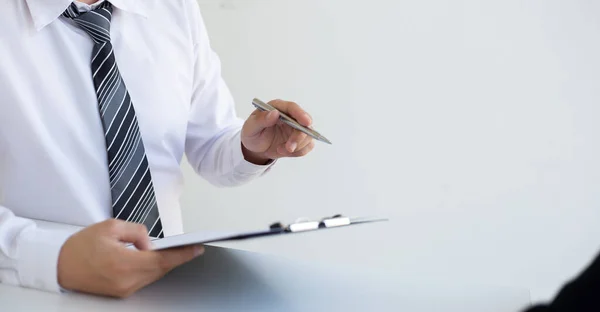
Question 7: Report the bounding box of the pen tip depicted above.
[321,137,332,145]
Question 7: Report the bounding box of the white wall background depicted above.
[182,0,600,303]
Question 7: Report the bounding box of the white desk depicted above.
[0,245,532,312]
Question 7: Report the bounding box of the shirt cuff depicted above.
[233,131,276,177]
[17,228,73,293]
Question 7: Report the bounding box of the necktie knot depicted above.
[63,2,113,44]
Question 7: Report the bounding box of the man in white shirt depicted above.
[0,0,316,297]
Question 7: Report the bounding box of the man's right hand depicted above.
[57,219,203,298]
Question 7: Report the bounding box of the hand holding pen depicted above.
[240,98,331,164]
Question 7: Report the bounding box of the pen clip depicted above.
[319,214,351,228]
[287,217,320,232]
[269,215,351,233]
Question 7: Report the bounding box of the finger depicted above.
[276,145,291,157]
[157,245,204,272]
[106,219,152,251]
[290,141,315,157]
[285,130,307,153]
[295,135,313,152]
[277,134,313,156]
[129,244,204,274]
[264,149,285,160]
[244,110,280,136]
[268,100,312,127]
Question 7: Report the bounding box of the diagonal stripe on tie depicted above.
[63,2,163,238]
[110,127,141,177]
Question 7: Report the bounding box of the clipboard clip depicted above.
[269,214,352,233]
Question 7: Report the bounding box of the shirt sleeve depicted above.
[0,205,74,292]
[183,0,274,187]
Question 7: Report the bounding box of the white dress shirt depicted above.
[0,0,272,293]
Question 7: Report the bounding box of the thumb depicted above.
[245,110,280,136]
[109,220,152,251]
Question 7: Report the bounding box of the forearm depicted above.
[187,126,273,187]
[0,205,75,292]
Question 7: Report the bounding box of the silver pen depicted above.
[252,98,332,144]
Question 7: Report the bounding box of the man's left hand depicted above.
[241,99,316,165]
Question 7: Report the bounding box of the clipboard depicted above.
[145,215,387,251]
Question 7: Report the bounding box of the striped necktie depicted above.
[63,2,164,238]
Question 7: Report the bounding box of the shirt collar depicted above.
[25,0,149,31]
